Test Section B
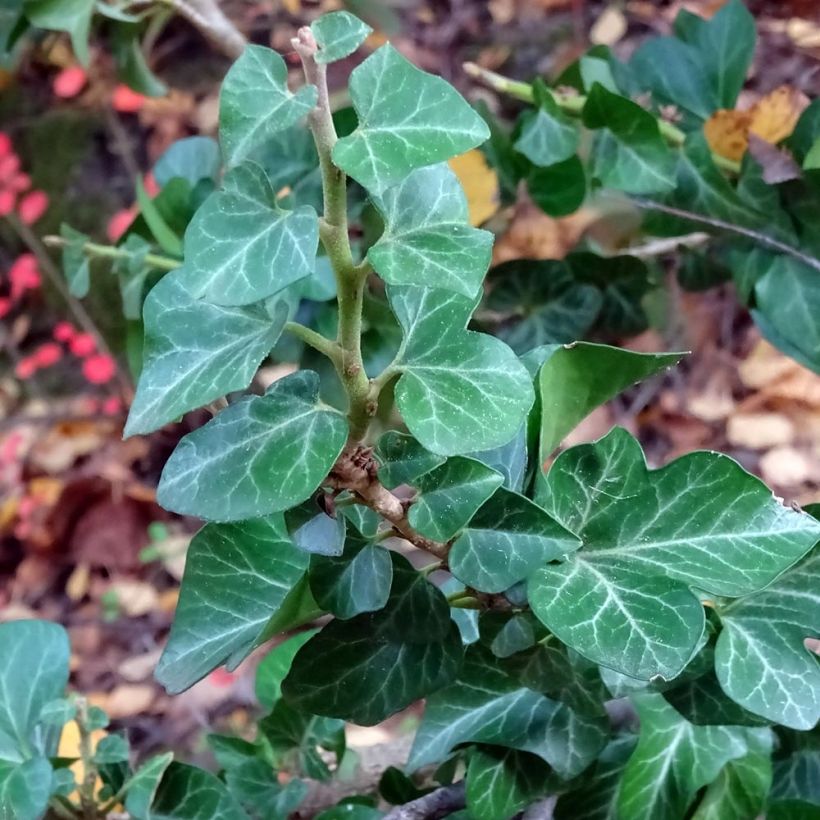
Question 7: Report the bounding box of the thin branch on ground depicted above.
[383,782,467,820]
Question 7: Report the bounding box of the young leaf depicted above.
[60,224,90,297]
[125,273,291,437]
[514,95,579,167]
[154,136,221,188]
[149,762,248,819]
[283,553,463,725]
[367,164,493,298]
[407,457,503,541]
[157,371,348,521]
[469,424,527,492]
[466,748,550,820]
[155,516,309,694]
[490,614,536,659]
[408,645,607,779]
[618,696,770,820]
[124,752,174,820]
[332,44,490,193]
[583,83,676,194]
[0,758,53,820]
[179,162,319,307]
[311,11,372,64]
[715,546,820,730]
[255,631,318,710]
[449,488,579,593]
[375,431,446,489]
[389,286,534,455]
[530,428,820,681]
[220,45,318,167]
[25,0,94,65]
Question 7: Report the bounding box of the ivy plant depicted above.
[44,10,820,819]
[467,0,820,375]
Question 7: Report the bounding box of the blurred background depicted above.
[1,0,819,805]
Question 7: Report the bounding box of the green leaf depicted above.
[583,84,676,194]
[123,752,174,820]
[771,736,820,807]
[408,645,607,779]
[673,0,755,109]
[0,620,69,759]
[715,546,820,730]
[60,224,90,298]
[38,698,76,727]
[514,94,579,167]
[375,431,445,489]
[527,155,587,217]
[220,45,318,167]
[255,631,318,711]
[112,235,154,321]
[0,758,52,820]
[287,501,346,557]
[125,272,291,437]
[24,0,94,65]
[179,162,319,306]
[154,137,220,188]
[536,342,683,459]
[149,762,249,820]
[469,424,527,492]
[308,539,393,619]
[136,176,183,257]
[530,428,820,681]
[94,734,129,764]
[155,516,309,694]
[225,759,307,817]
[113,25,167,97]
[489,614,536,659]
[407,457,503,541]
[389,286,534,455]
[449,488,579,593]
[367,163,493,298]
[466,748,550,820]
[283,553,463,725]
[311,11,372,64]
[332,44,489,194]
[157,371,348,521]
[255,125,322,212]
[618,696,769,820]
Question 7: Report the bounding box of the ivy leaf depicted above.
[526,156,587,217]
[287,501,346,557]
[25,0,94,66]
[149,762,248,819]
[529,428,820,681]
[367,164,493,298]
[536,342,683,459]
[225,759,307,817]
[0,620,69,757]
[311,11,372,64]
[179,162,319,307]
[255,631,318,711]
[154,136,221,188]
[515,93,579,167]
[408,645,607,779]
[407,457,503,541]
[125,273,291,437]
[583,84,676,194]
[0,758,53,820]
[465,748,550,820]
[489,614,536,659]
[255,125,322,212]
[157,371,348,522]
[449,488,579,593]
[123,753,174,820]
[389,286,534,456]
[283,553,463,725]
[220,45,317,167]
[155,516,309,694]
[332,44,489,194]
[715,546,820,730]
[60,224,90,297]
[469,424,527,492]
[376,431,446,489]
[618,696,770,820]
[308,539,393,619]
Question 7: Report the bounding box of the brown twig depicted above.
[383,782,467,820]
[164,0,247,59]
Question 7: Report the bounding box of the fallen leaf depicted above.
[704,110,752,162]
[747,134,801,183]
[591,5,627,45]
[727,412,795,449]
[107,579,159,617]
[66,563,91,602]
[118,649,162,682]
[449,149,499,226]
[760,446,813,487]
[101,684,156,719]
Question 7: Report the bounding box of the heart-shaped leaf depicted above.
[149,762,248,819]
[389,286,534,455]
[515,92,579,167]
[368,164,493,298]
[0,758,53,820]
[25,0,94,65]
[158,371,348,521]
[466,748,550,820]
[376,431,446,489]
[311,11,372,64]
[124,753,174,820]
[332,44,489,194]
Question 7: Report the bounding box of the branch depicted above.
[383,783,467,820]
[43,235,181,272]
[168,0,247,60]
[284,321,342,363]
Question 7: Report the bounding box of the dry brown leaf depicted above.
[704,109,752,162]
[118,648,163,682]
[448,150,499,226]
[739,340,820,407]
[726,412,795,450]
[66,563,91,602]
[760,446,814,487]
[591,6,628,45]
[108,579,160,617]
[99,684,156,719]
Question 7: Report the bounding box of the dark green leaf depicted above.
[154,137,220,188]
[0,758,52,820]
[94,734,129,764]
[514,94,579,167]
[149,762,248,819]
[527,155,586,217]
[469,424,527,492]
[376,431,446,489]
[255,631,318,711]
[225,759,307,818]
[24,0,94,65]
[663,670,769,727]
[287,501,346,557]
[466,748,550,820]
[489,615,536,659]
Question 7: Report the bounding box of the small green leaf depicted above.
[311,11,372,64]
[469,424,527,493]
[60,224,90,297]
[24,0,94,65]
[124,752,174,820]
[716,546,820,730]
[136,176,183,257]
[530,428,820,681]
[283,554,463,725]
[179,162,319,306]
[527,155,586,217]
[663,669,769,727]
[226,759,307,816]
[157,371,348,521]
[367,164,493,298]
[113,25,167,97]
[390,286,534,455]
[449,488,579,593]
[332,44,489,194]
[583,84,676,194]
[375,431,446,489]
[149,762,248,819]
[255,124,322,212]
[125,272,291,437]
[407,457,503,542]
[489,614,536,659]
[38,698,76,727]
[155,516,309,694]
[515,94,579,167]
[94,734,130,764]
[154,136,220,188]
[409,645,607,779]
[0,758,53,820]
[287,502,346,557]
[255,631,318,711]
[220,45,318,167]
[466,748,550,820]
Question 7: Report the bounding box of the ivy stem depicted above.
[75,698,99,820]
[43,234,181,271]
[293,27,375,441]
[462,61,742,175]
[284,321,341,363]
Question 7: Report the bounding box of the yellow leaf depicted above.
[448,149,499,226]
[749,85,810,145]
[704,109,752,162]
[57,720,106,800]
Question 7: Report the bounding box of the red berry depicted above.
[53,321,76,342]
[0,297,11,318]
[101,396,122,416]
[112,85,146,113]
[33,342,62,367]
[0,153,20,182]
[69,332,96,357]
[53,65,87,99]
[107,207,136,242]
[82,353,116,384]
[17,190,49,225]
[14,357,38,379]
[0,133,11,157]
[9,254,40,299]
[0,189,15,216]
[8,173,30,193]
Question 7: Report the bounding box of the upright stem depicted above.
[75,698,99,820]
[293,28,374,440]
